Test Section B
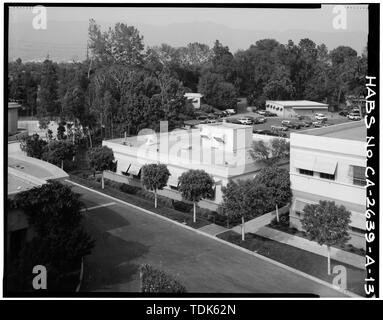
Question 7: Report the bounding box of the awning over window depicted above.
[127,163,142,176]
[213,134,225,143]
[314,157,338,175]
[293,153,316,171]
[293,198,317,212]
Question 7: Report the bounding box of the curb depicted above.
[66,179,361,298]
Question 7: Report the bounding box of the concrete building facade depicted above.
[266,100,329,118]
[289,121,366,249]
[103,122,284,211]
[8,102,21,135]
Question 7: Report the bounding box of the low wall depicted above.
[232,204,290,234]
[104,170,220,212]
[252,134,290,144]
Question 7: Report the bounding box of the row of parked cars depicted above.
[339,109,362,120]
[226,115,267,125]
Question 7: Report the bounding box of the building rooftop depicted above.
[184,93,203,98]
[298,121,366,142]
[266,100,329,107]
[8,102,22,109]
[8,154,69,195]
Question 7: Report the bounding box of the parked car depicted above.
[313,121,324,127]
[214,111,225,118]
[257,110,267,115]
[295,114,304,120]
[339,111,349,117]
[237,117,253,125]
[225,109,237,115]
[298,120,311,127]
[348,112,361,121]
[253,116,267,124]
[281,120,302,129]
[264,111,278,117]
[225,118,242,125]
[315,113,327,121]
[271,125,289,132]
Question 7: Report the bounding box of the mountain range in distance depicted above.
[8,20,368,62]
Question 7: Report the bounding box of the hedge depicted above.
[140,264,186,293]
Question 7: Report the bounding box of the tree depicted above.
[249,138,290,165]
[36,58,60,116]
[42,140,76,169]
[88,19,145,67]
[141,163,170,208]
[11,181,94,291]
[301,200,351,275]
[20,134,48,159]
[88,145,115,188]
[198,72,237,109]
[178,170,215,223]
[140,264,186,293]
[57,121,67,140]
[254,166,292,209]
[222,179,271,240]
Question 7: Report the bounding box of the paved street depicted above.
[68,181,347,297]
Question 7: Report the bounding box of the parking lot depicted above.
[223,111,354,138]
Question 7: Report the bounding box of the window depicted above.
[295,211,302,217]
[352,166,366,186]
[299,169,314,176]
[320,172,335,180]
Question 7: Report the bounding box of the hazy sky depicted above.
[8,5,369,61]
[9,5,368,32]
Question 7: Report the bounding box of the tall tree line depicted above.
[8,20,367,144]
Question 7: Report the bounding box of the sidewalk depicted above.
[198,223,228,236]
[251,226,365,270]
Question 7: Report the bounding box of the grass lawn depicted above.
[268,219,366,257]
[217,231,365,296]
[69,175,211,229]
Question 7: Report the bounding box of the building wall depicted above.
[289,132,366,249]
[8,108,18,135]
[265,102,284,117]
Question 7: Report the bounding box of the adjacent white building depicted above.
[289,121,366,249]
[103,122,286,211]
[266,100,329,118]
[184,93,203,109]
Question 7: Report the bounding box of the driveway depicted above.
[68,182,347,296]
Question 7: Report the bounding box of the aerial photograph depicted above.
[5,3,373,298]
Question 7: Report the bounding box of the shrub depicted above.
[119,184,139,195]
[172,200,193,213]
[140,264,187,293]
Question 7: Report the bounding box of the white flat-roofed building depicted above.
[103,122,287,211]
[184,93,203,109]
[266,100,329,118]
[7,150,69,257]
[289,121,366,249]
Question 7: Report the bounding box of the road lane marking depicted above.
[65,179,359,297]
[81,202,116,212]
